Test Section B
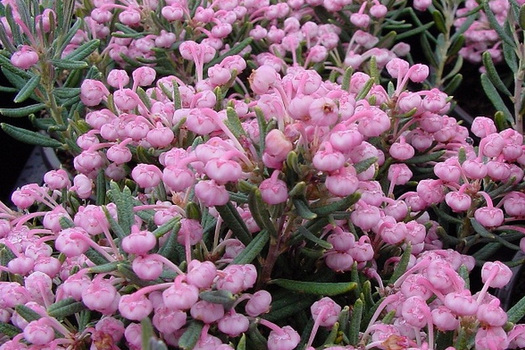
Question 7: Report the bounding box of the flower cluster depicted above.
[0,0,525,349]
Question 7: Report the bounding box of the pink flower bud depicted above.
[119,293,153,321]
[162,277,199,310]
[325,251,354,271]
[187,260,217,289]
[190,300,225,323]
[245,290,272,316]
[267,325,300,350]
[477,299,507,327]
[23,319,54,345]
[132,66,156,87]
[131,164,162,188]
[259,171,289,205]
[82,278,119,313]
[11,45,39,70]
[80,79,110,106]
[481,261,512,288]
[178,219,204,246]
[204,157,243,184]
[444,290,478,316]
[249,65,281,94]
[194,180,230,206]
[43,169,70,190]
[152,306,187,333]
[218,311,250,337]
[132,255,163,280]
[474,206,504,227]
[401,295,430,328]
[72,174,93,199]
[431,306,459,331]
[122,229,157,255]
[445,191,472,212]
[55,227,90,257]
[325,166,359,197]
[162,166,195,192]
[311,297,341,327]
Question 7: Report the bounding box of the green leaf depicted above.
[482,51,512,96]
[13,74,40,103]
[443,72,463,95]
[270,279,357,296]
[215,202,252,245]
[88,261,120,274]
[199,290,236,310]
[237,334,247,350]
[396,21,434,40]
[348,298,363,345]
[50,59,89,70]
[108,182,134,236]
[84,247,110,265]
[482,0,515,46]
[47,298,84,319]
[178,321,203,350]
[157,222,183,260]
[480,73,513,123]
[420,34,439,68]
[152,217,181,238]
[0,103,46,118]
[248,189,277,237]
[310,193,361,216]
[508,292,525,323]
[204,37,252,70]
[224,106,247,140]
[298,226,332,249]
[355,78,375,100]
[15,304,41,322]
[432,10,447,33]
[263,294,315,322]
[520,3,525,29]
[341,67,353,91]
[388,244,412,284]
[141,317,155,350]
[0,322,22,337]
[354,156,378,173]
[232,230,269,265]
[292,198,318,220]
[1,123,63,148]
[447,35,466,58]
[502,40,519,73]
[64,39,100,61]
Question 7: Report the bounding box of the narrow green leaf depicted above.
[64,39,100,61]
[141,317,154,350]
[376,30,397,48]
[520,3,525,29]
[13,74,40,103]
[237,334,247,350]
[103,206,127,241]
[508,292,525,323]
[15,304,41,322]
[87,261,120,274]
[482,0,515,46]
[482,51,512,96]
[310,193,361,216]
[248,189,277,237]
[215,202,252,245]
[263,295,315,322]
[388,244,412,284]
[84,248,110,265]
[451,11,479,40]
[1,123,63,148]
[443,73,463,95]
[348,298,363,345]
[472,242,502,260]
[0,322,22,337]
[480,73,513,123]
[232,230,269,265]
[178,321,203,350]
[152,217,180,238]
[50,59,89,70]
[96,169,106,205]
[270,279,357,296]
[432,10,447,33]
[298,226,332,249]
[47,298,84,319]
[502,40,518,73]
[109,182,134,236]
[396,21,434,40]
[341,67,353,91]
[355,78,375,100]
[292,198,318,220]
[447,35,465,58]
[224,106,247,140]
[157,221,183,260]
[204,37,252,70]
[199,290,236,309]
[354,156,378,173]
[420,34,439,68]
[0,103,46,118]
